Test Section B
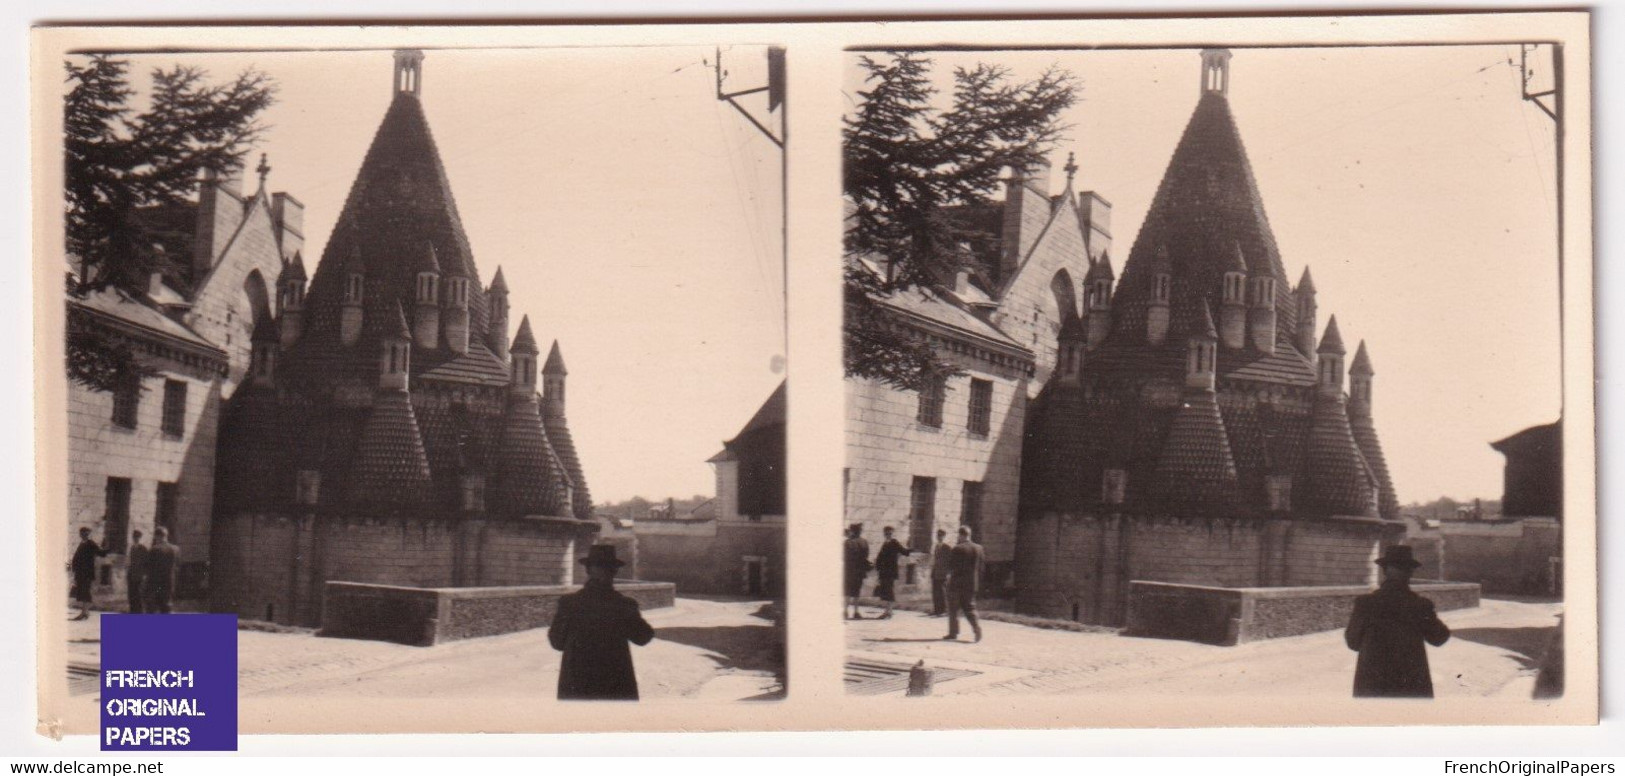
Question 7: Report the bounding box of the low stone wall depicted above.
[1125,580,1481,646]
[320,581,677,646]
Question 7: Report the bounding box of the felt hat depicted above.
[580,543,625,568]
[1375,544,1421,569]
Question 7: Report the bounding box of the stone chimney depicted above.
[271,193,305,260]
[999,158,1053,283]
[193,165,246,279]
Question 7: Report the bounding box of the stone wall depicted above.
[185,194,291,395]
[320,580,676,646]
[1435,518,1561,595]
[845,364,1029,583]
[1016,512,1399,626]
[210,512,594,626]
[1125,580,1481,645]
[636,522,785,597]
[68,352,224,602]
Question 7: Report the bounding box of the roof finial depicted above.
[1201,48,1233,96]
[393,49,425,96]
[255,153,271,192]
[1063,152,1078,190]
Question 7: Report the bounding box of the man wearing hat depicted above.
[1344,544,1452,698]
[549,544,655,700]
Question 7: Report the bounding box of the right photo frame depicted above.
[839,40,1585,707]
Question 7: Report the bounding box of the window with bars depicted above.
[908,476,936,552]
[155,481,178,538]
[967,379,992,437]
[916,374,945,428]
[104,477,131,554]
[961,480,983,535]
[161,380,187,436]
[111,374,141,429]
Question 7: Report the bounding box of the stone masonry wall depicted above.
[1016,512,1392,626]
[210,512,586,626]
[185,195,289,397]
[989,194,1094,392]
[845,362,1029,580]
[68,354,223,602]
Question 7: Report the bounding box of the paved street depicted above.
[66,597,783,702]
[845,598,1562,697]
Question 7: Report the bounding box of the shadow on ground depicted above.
[1452,625,1559,670]
[656,625,782,675]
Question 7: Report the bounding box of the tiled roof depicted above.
[290,91,493,376]
[1350,340,1373,375]
[1297,393,1374,516]
[489,266,508,293]
[1101,91,1303,357]
[491,393,565,517]
[1154,389,1241,511]
[1351,412,1399,520]
[543,411,592,519]
[70,287,221,355]
[1296,266,1316,295]
[419,342,510,385]
[346,388,434,506]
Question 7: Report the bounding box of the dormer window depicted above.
[345,274,365,304]
[1152,273,1171,304]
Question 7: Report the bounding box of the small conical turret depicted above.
[277,253,307,348]
[340,246,365,347]
[1085,252,1115,348]
[1146,244,1173,346]
[1316,315,1346,397]
[1346,340,1398,519]
[1219,242,1249,349]
[1186,299,1219,391]
[510,315,539,396]
[1349,340,1374,411]
[487,266,510,362]
[413,242,441,350]
[1294,266,1318,360]
[543,340,568,415]
[379,302,412,391]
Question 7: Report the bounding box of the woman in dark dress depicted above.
[873,526,912,619]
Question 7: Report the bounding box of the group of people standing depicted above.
[844,523,986,643]
[69,526,179,620]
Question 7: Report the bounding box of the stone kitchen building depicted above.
[66,155,301,601]
[208,51,598,626]
[1016,50,1404,626]
[845,146,1112,591]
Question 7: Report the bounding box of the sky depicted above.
[114,46,787,504]
[848,46,1563,505]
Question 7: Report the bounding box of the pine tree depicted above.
[843,52,1076,390]
[64,55,276,392]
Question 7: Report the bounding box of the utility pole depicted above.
[1519,43,1564,336]
[714,46,788,348]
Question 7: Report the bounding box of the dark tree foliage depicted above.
[843,52,1077,390]
[64,55,276,392]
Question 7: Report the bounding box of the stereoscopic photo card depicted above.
[31,12,1594,739]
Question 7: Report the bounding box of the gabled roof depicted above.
[69,287,223,358]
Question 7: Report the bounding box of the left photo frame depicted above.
[36,33,789,736]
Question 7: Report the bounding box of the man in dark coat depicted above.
[872,526,911,619]
[943,525,984,642]
[929,529,952,616]
[125,530,148,614]
[144,528,179,614]
[843,523,871,620]
[69,527,106,621]
[549,544,655,700]
[1344,544,1451,698]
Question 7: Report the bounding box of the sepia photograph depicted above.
[841,43,1578,703]
[48,40,787,725]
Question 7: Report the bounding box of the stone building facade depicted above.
[845,150,1112,591]
[637,382,786,597]
[1016,50,1404,625]
[67,157,298,601]
[209,51,597,626]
